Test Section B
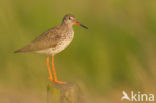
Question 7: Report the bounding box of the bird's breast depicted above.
[36,31,74,56]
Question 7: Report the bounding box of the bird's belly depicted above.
[36,40,72,56]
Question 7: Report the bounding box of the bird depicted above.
[15,14,88,84]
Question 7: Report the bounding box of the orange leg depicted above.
[51,56,58,81]
[46,56,53,82]
[51,56,66,84]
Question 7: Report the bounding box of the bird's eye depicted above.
[69,17,72,20]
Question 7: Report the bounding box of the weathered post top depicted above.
[47,82,84,103]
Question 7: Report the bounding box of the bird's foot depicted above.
[48,78,66,84]
[48,77,53,82]
[53,80,67,84]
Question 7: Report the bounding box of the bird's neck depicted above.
[61,23,73,30]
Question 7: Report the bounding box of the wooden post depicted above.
[47,82,83,103]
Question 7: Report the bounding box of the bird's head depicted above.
[62,14,88,29]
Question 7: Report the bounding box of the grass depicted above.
[0,0,156,102]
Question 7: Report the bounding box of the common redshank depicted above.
[15,14,88,84]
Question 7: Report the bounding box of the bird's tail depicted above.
[14,49,21,53]
[14,48,30,53]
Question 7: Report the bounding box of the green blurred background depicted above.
[0,0,156,102]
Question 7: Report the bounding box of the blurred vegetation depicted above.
[0,0,156,102]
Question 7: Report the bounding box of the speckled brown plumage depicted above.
[15,14,87,56]
[15,14,88,84]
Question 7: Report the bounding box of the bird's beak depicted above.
[74,21,88,29]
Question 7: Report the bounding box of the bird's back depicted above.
[15,25,74,54]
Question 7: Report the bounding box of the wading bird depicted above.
[15,14,88,84]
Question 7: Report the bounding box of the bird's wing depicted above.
[15,26,62,53]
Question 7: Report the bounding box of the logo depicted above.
[121,90,155,102]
